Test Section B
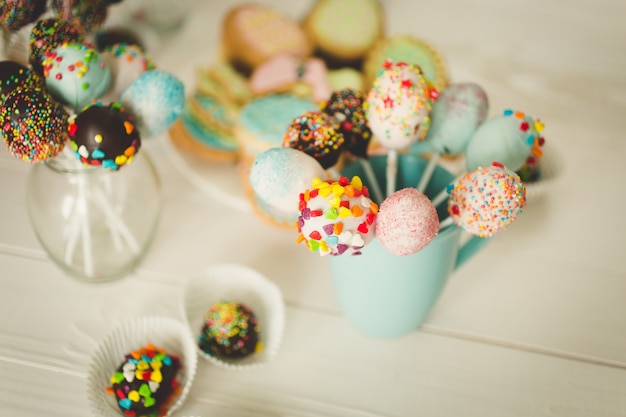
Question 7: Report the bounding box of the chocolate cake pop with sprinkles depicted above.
[321,88,371,158]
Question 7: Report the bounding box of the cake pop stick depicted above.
[321,88,384,202]
[415,83,488,193]
[365,60,432,197]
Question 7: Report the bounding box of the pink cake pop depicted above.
[447,162,526,238]
[375,188,439,256]
[365,60,433,196]
[249,146,326,219]
[297,176,378,256]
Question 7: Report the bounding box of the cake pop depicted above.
[29,18,83,75]
[50,0,108,35]
[416,82,489,192]
[249,146,326,219]
[1,86,68,163]
[375,188,439,256]
[100,43,155,103]
[297,175,378,256]
[0,0,47,32]
[365,60,433,196]
[119,69,185,138]
[68,102,140,170]
[42,42,111,111]
[0,60,42,103]
[446,162,526,238]
[465,109,545,173]
[281,110,345,170]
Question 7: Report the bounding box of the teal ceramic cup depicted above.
[328,154,489,338]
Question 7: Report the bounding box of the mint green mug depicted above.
[328,154,489,338]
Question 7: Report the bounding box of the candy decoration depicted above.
[1,86,68,163]
[465,109,545,173]
[282,110,345,170]
[42,42,111,111]
[297,176,378,256]
[249,146,326,218]
[68,102,140,170]
[29,18,83,75]
[119,69,185,138]
[446,162,526,238]
[0,60,42,103]
[365,60,433,196]
[375,188,439,256]
[0,0,47,32]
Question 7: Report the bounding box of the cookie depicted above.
[363,35,448,93]
[303,0,384,62]
[221,4,312,73]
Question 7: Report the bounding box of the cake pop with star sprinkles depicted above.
[68,102,140,170]
[297,176,378,256]
[447,162,526,238]
[1,86,69,163]
[282,110,345,170]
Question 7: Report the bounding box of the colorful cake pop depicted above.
[297,176,378,256]
[100,43,155,103]
[249,146,326,218]
[29,18,83,75]
[0,0,47,31]
[282,110,345,170]
[465,109,545,172]
[425,82,489,155]
[42,42,111,111]
[119,69,185,138]
[365,60,433,149]
[51,0,108,35]
[68,102,140,170]
[375,188,439,256]
[321,88,371,158]
[447,162,526,238]
[0,60,42,103]
[1,86,68,163]
[198,301,261,360]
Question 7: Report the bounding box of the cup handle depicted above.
[455,235,491,270]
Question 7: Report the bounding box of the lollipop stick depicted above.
[91,186,140,254]
[438,216,454,231]
[77,183,94,277]
[359,158,384,203]
[417,152,440,193]
[386,149,398,197]
[64,201,80,265]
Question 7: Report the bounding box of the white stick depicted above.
[417,152,440,193]
[77,183,94,277]
[386,149,398,198]
[431,186,450,207]
[64,201,81,266]
[91,187,140,254]
[438,216,454,231]
[359,158,384,203]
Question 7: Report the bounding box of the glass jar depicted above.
[26,151,161,282]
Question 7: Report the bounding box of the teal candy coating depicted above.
[330,154,489,338]
[465,111,537,172]
[120,69,185,138]
[425,83,488,155]
[238,94,317,147]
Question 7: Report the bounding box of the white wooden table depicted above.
[1,0,625,416]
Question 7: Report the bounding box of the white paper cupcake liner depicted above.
[86,316,198,417]
[182,263,285,370]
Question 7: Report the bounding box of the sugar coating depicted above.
[375,188,439,256]
[448,162,526,238]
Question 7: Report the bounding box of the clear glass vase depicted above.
[26,151,161,282]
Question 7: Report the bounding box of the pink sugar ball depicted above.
[375,188,439,256]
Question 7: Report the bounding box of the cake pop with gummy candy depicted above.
[249,146,326,219]
[29,18,83,75]
[446,162,526,238]
[119,69,185,138]
[68,101,140,170]
[1,86,68,163]
[42,42,111,111]
[375,187,439,256]
[297,176,378,256]
[282,110,345,170]
[465,109,545,173]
